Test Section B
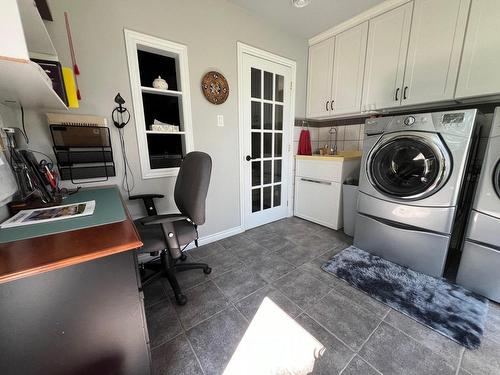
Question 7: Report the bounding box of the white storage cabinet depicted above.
[294,157,360,230]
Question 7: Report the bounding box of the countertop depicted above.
[295,151,362,161]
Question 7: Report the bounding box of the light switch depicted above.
[217,115,224,127]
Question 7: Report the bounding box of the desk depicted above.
[0,187,150,375]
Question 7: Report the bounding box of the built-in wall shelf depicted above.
[0,59,67,110]
[145,130,186,135]
[0,0,66,111]
[125,29,194,179]
[141,86,182,97]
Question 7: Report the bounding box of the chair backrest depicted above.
[174,151,212,225]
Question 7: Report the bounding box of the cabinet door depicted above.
[456,0,500,99]
[402,0,470,106]
[362,3,413,111]
[306,38,334,118]
[331,22,368,116]
[294,177,342,229]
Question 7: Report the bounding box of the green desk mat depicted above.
[0,187,126,244]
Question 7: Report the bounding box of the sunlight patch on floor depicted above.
[223,297,325,375]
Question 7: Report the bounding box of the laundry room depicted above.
[1,1,500,374]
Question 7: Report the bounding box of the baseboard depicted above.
[184,225,244,251]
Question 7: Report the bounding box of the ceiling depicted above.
[226,0,385,39]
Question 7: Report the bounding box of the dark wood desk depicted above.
[0,188,150,375]
[0,214,142,284]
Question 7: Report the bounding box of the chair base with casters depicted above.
[131,193,211,306]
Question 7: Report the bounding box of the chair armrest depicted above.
[129,194,164,201]
[139,214,188,226]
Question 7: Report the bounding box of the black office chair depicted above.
[131,152,212,305]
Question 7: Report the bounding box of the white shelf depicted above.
[141,86,182,97]
[145,130,185,135]
[0,58,67,111]
[18,0,58,57]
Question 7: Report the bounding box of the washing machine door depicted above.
[367,132,451,200]
[494,160,500,199]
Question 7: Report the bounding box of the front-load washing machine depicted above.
[457,107,500,302]
[354,109,482,277]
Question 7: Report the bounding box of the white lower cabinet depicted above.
[295,176,343,229]
[294,157,361,230]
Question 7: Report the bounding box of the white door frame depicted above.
[237,42,297,230]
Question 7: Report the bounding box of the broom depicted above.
[64,12,81,100]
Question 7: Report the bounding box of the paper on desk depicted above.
[0,200,96,228]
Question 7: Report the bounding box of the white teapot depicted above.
[152,76,168,90]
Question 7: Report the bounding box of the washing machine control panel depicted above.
[441,112,465,129]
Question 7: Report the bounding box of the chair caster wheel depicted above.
[180,253,187,261]
[203,267,212,275]
[175,294,187,305]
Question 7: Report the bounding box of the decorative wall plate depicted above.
[201,71,229,104]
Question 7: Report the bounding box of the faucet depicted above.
[329,127,337,155]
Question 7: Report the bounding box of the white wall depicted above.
[1,0,308,237]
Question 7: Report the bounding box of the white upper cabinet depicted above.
[456,0,500,100]
[362,3,413,111]
[306,38,334,118]
[331,22,368,116]
[402,0,470,106]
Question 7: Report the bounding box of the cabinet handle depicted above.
[395,88,400,101]
[326,100,330,111]
[331,100,334,111]
[301,178,332,186]
[403,86,408,100]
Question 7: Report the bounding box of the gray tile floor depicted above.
[144,217,500,375]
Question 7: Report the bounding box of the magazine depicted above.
[0,201,96,228]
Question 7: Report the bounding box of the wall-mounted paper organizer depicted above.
[47,114,116,183]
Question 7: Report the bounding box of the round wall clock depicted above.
[201,71,229,105]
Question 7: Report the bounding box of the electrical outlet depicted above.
[217,115,224,127]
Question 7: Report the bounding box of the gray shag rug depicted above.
[322,246,489,349]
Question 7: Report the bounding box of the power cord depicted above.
[20,105,29,144]
[118,126,135,197]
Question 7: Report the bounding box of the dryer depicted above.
[354,109,482,277]
[457,107,500,302]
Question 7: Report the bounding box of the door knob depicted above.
[246,155,253,161]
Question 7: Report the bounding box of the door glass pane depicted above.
[264,133,272,158]
[252,161,261,186]
[275,75,284,102]
[263,186,272,209]
[274,133,282,157]
[252,188,261,212]
[264,103,272,130]
[251,68,261,98]
[370,137,441,198]
[274,159,282,183]
[263,160,272,184]
[264,71,273,100]
[273,185,281,207]
[251,101,261,129]
[275,105,283,130]
[251,132,261,159]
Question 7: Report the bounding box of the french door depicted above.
[240,51,293,229]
